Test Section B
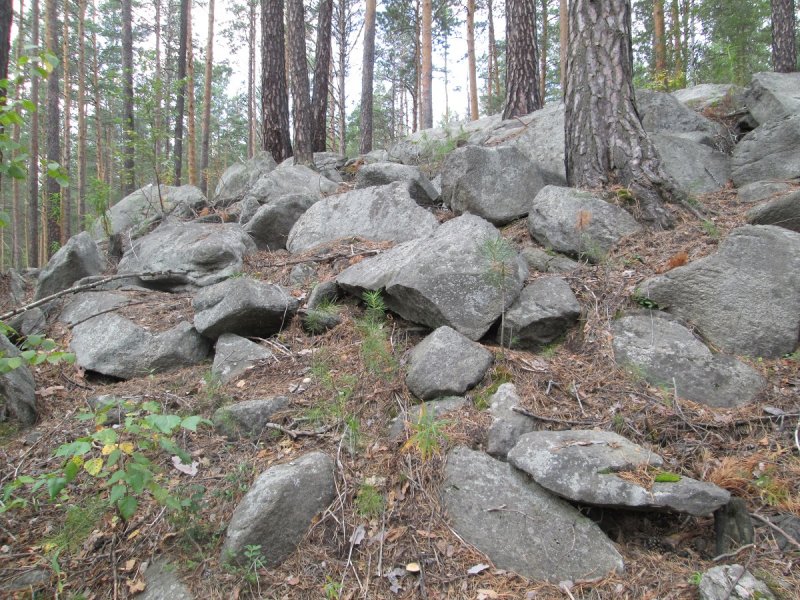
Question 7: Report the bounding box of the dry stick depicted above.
[712,543,755,562]
[750,512,800,551]
[261,422,332,440]
[256,247,383,268]
[66,300,147,329]
[0,270,189,321]
[512,406,600,427]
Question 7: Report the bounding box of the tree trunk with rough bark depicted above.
[565,0,678,229]
[11,0,24,267]
[248,0,256,157]
[487,0,500,101]
[311,0,333,151]
[653,0,667,88]
[286,0,313,166]
[45,0,61,255]
[261,0,292,162]
[27,0,39,266]
[61,0,71,241]
[420,0,433,128]
[771,0,797,72]
[503,0,541,119]
[173,0,189,184]
[559,0,567,93]
[466,0,478,120]
[121,0,135,196]
[77,0,87,227]
[336,0,347,154]
[187,3,197,185]
[200,0,214,193]
[539,0,549,102]
[359,0,376,153]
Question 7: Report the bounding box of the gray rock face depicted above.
[386,115,502,165]
[520,247,581,273]
[611,313,765,408]
[508,430,730,516]
[287,183,439,253]
[732,114,800,186]
[486,384,535,458]
[193,277,298,340]
[388,396,467,440]
[0,335,37,425]
[213,152,277,208]
[742,71,800,125]
[406,326,493,400]
[504,103,567,185]
[528,186,642,262]
[736,181,794,204]
[672,83,742,111]
[212,333,274,383]
[499,277,581,349]
[637,89,723,137]
[243,193,316,250]
[443,446,624,583]
[441,145,545,225]
[3,268,27,305]
[138,557,194,600]
[243,164,338,207]
[698,565,775,600]
[35,232,105,300]
[746,190,800,232]
[651,133,731,195]
[637,225,800,358]
[714,498,754,556]
[118,223,256,291]
[58,291,130,326]
[221,452,336,566]
[6,307,46,337]
[213,396,289,438]
[278,152,346,182]
[70,315,211,379]
[307,281,340,310]
[355,162,440,206]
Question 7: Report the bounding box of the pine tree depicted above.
[503,0,541,119]
[261,0,292,162]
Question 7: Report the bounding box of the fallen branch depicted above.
[262,422,333,440]
[750,512,800,552]
[253,247,384,268]
[511,406,600,427]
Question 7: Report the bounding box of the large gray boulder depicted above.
[520,247,581,273]
[499,277,581,349]
[508,430,731,516]
[193,277,298,340]
[699,565,776,600]
[672,83,743,111]
[70,315,211,379]
[277,152,346,183]
[486,384,536,458]
[736,181,795,204]
[35,232,105,300]
[138,557,194,600]
[637,225,800,358]
[59,291,130,326]
[501,103,567,185]
[213,152,277,208]
[612,313,766,408]
[651,134,731,195]
[443,447,624,583]
[528,186,642,262]
[732,114,800,186]
[211,333,274,383]
[243,164,338,207]
[221,452,336,566]
[212,396,289,439]
[117,223,256,291]
[355,162,439,206]
[637,89,723,137]
[746,189,800,232]
[386,115,502,165]
[0,335,37,425]
[406,326,493,400]
[243,193,316,250]
[441,145,545,225]
[286,183,439,253]
[742,71,800,125]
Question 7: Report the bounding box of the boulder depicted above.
[243,193,316,250]
[388,396,467,440]
[193,277,298,340]
[6,307,46,337]
[212,334,274,383]
[138,557,194,600]
[306,281,340,310]
[637,89,723,138]
[501,103,567,185]
[278,151,346,183]
[651,133,730,195]
[520,247,581,273]
[289,263,316,286]
[70,315,211,379]
[386,115,502,165]
[768,513,800,552]
[441,145,545,225]
[3,268,28,306]
[672,83,743,111]
[286,183,438,253]
[742,71,800,125]
[355,162,439,206]
[243,164,338,206]
[714,498,754,556]
[736,181,794,204]
[213,151,277,208]
[698,565,775,600]
[746,190,800,232]
[508,430,731,516]
[528,186,642,262]
[117,223,256,291]
[59,291,130,326]
[406,326,493,400]
[732,114,800,186]
[212,396,289,438]
[637,225,800,358]
[486,384,535,458]
[499,277,581,349]
[35,232,105,300]
[611,313,765,408]
[0,334,37,425]
[443,447,624,583]
[221,452,336,566]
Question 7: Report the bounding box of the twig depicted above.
[512,406,599,427]
[794,416,799,453]
[254,247,383,268]
[570,381,586,416]
[750,512,800,551]
[66,301,147,329]
[712,543,755,562]
[261,422,332,440]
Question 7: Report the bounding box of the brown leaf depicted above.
[575,209,592,231]
[126,578,146,593]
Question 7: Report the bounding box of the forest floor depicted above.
[1,187,799,600]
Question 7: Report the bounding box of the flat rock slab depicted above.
[1,334,37,425]
[521,247,581,273]
[212,333,274,383]
[35,232,105,300]
[508,430,730,516]
[612,313,765,408]
[244,193,317,250]
[736,181,794,204]
[118,223,257,291]
[355,162,439,206]
[672,83,743,111]
[638,225,800,358]
[443,447,624,583]
[637,89,723,137]
[406,326,493,400]
[287,182,438,253]
[243,164,338,206]
[193,277,298,340]
[528,186,642,263]
[388,396,468,440]
[222,452,336,567]
[732,114,800,186]
[699,565,776,600]
[742,71,800,125]
[486,384,535,458]
[651,133,730,195]
[499,277,580,349]
[213,396,290,439]
[58,291,130,326]
[746,190,800,233]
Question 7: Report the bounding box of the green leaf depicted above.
[19,350,36,362]
[106,448,122,468]
[92,428,118,444]
[144,414,181,434]
[107,470,126,485]
[108,483,126,505]
[180,415,205,432]
[654,472,682,483]
[54,440,92,458]
[159,437,190,464]
[84,458,104,476]
[63,458,81,483]
[47,476,67,499]
[141,401,162,414]
[117,495,138,520]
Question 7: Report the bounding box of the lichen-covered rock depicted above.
[355,162,439,206]
[213,396,289,439]
[35,232,105,300]
[486,384,535,458]
[732,114,800,186]
[211,334,274,383]
[244,193,317,251]
[0,334,37,425]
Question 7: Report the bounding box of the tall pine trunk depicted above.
[76,0,87,228]
[359,0,376,153]
[487,0,499,101]
[653,0,667,89]
[248,0,256,158]
[336,0,346,155]
[287,0,312,166]
[539,0,549,102]
[466,0,478,120]
[10,0,23,267]
[559,0,567,93]
[261,0,292,162]
[771,0,797,72]
[61,0,71,241]
[172,0,189,184]
[186,2,197,185]
[44,0,61,256]
[121,0,135,196]
[200,0,214,194]
[670,0,684,86]
[420,0,433,128]
[311,0,333,152]
[503,0,541,119]
[91,0,104,186]
[27,0,39,267]
[154,0,162,165]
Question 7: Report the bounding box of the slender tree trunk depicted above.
[121,0,135,196]
[45,0,61,255]
[336,0,346,155]
[27,0,39,266]
[154,0,162,165]
[173,0,189,184]
[466,0,479,120]
[60,0,72,242]
[771,0,797,72]
[11,0,24,267]
[653,0,667,88]
[286,0,312,166]
[670,0,684,85]
[420,0,433,128]
[359,0,376,153]
[163,0,173,164]
[200,0,214,194]
[91,0,103,186]
[503,0,541,119]
[413,0,419,131]
[311,0,333,152]
[487,0,498,101]
[76,0,87,228]
[540,0,549,102]
[559,0,567,94]
[186,2,197,185]
[0,0,11,268]
[248,0,256,157]
[261,0,292,162]
[565,0,677,229]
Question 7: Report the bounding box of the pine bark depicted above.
[0,0,11,267]
[61,0,71,241]
[771,0,797,72]
[653,0,667,88]
[286,0,312,166]
[187,2,197,185]
[336,0,346,155]
[670,0,684,85]
[28,0,39,266]
[420,0,433,128]
[91,0,104,185]
[173,0,189,184]
[466,0,478,120]
[565,0,677,229]
[77,0,87,226]
[11,0,24,268]
[44,0,61,255]
[311,0,333,151]
[121,0,135,196]
[200,0,214,194]
[154,0,162,164]
[487,0,500,101]
[359,0,376,153]
[559,0,567,94]
[503,0,541,120]
[261,0,292,162]
[539,0,549,102]
[248,0,256,158]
